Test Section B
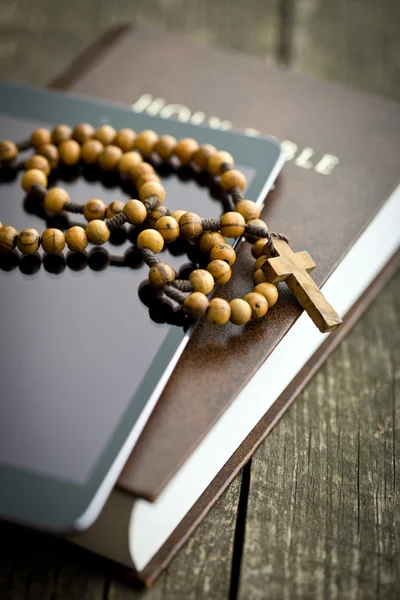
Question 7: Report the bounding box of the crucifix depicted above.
[262,239,342,333]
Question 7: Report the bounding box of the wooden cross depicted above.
[262,239,342,333]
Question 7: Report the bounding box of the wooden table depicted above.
[0,1,399,598]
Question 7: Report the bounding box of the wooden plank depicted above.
[239,270,400,599]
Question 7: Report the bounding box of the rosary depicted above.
[0,124,342,333]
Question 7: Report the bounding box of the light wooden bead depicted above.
[199,231,225,254]
[155,216,180,243]
[98,145,123,171]
[84,199,106,222]
[73,123,95,143]
[244,292,268,319]
[235,200,260,221]
[183,292,210,318]
[245,218,269,242]
[179,212,203,240]
[254,255,267,271]
[229,298,252,325]
[21,169,47,193]
[134,129,158,156]
[118,151,142,177]
[0,221,2,228]
[253,269,267,285]
[220,212,246,238]
[189,269,215,294]
[207,298,231,325]
[174,138,199,164]
[81,139,104,165]
[66,226,88,252]
[254,282,279,307]
[41,228,65,254]
[210,243,236,266]
[193,144,217,169]
[208,151,234,176]
[0,140,18,161]
[17,228,40,255]
[129,161,154,182]
[86,220,111,245]
[221,169,247,191]
[106,200,125,219]
[0,226,18,253]
[59,139,81,166]
[94,125,116,146]
[31,128,51,148]
[170,209,187,223]
[137,229,164,253]
[149,263,176,289]
[114,128,136,152]
[207,259,231,284]
[123,199,147,225]
[139,181,166,203]
[136,173,160,190]
[148,206,169,228]
[38,144,59,169]
[25,155,50,175]
[52,124,72,145]
[251,238,268,259]
[44,188,69,214]
[155,135,177,160]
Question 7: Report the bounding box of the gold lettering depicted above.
[244,128,261,137]
[295,147,314,169]
[191,111,206,125]
[281,140,298,161]
[315,154,340,175]
[208,116,232,131]
[159,104,191,122]
[132,93,154,113]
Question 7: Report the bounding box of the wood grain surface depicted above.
[0,1,399,598]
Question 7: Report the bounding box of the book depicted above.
[52,26,400,584]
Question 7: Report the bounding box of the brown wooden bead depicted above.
[84,199,106,222]
[245,218,269,242]
[254,255,267,271]
[253,269,267,285]
[94,124,116,146]
[59,139,81,166]
[208,151,234,176]
[229,298,252,325]
[207,259,232,284]
[193,144,217,169]
[170,209,187,224]
[155,216,180,243]
[251,238,269,259]
[137,229,164,253]
[65,226,88,252]
[183,292,210,318]
[123,199,147,225]
[0,221,2,228]
[0,140,18,161]
[199,231,225,254]
[17,228,40,255]
[21,169,47,193]
[254,282,279,307]
[244,292,268,319]
[0,225,18,253]
[174,138,199,164]
[207,297,231,325]
[221,169,247,191]
[114,128,136,152]
[148,263,176,289]
[31,128,51,148]
[136,173,160,190]
[52,124,72,145]
[129,161,154,182]
[24,155,50,175]
[235,200,260,222]
[38,144,59,169]
[118,151,143,177]
[73,123,95,143]
[98,145,123,171]
[139,181,166,203]
[220,212,246,238]
[155,135,177,160]
[134,130,158,156]
[148,206,169,228]
[106,200,125,219]
[41,228,65,254]
[44,188,69,214]
[86,220,111,245]
[210,243,236,266]
[189,269,215,294]
[81,139,104,165]
[179,212,203,240]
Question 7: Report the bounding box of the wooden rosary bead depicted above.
[254,255,267,271]
[17,228,40,255]
[94,124,116,146]
[229,298,252,325]
[43,187,69,214]
[251,238,269,259]
[183,292,210,318]
[207,259,231,284]
[41,228,65,254]
[210,243,236,266]
[24,155,50,175]
[253,269,267,285]
[118,151,143,177]
[106,200,125,219]
[193,144,217,170]
[208,150,234,176]
[123,199,147,225]
[65,226,88,252]
[245,218,269,242]
[86,220,111,245]
[21,168,47,193]
[179,212,203,240]
[254,282,279,307]
[81,139,104,165]
[207,297,231,326]
[148,206,169,228]
[189,269,215,294]
[73,123,95,143]
[38,144,59,169]
[137,229,164,253]
[52,124,72,145]
[59,139,81,166]
[170,209,187,224]
[235,200,260,222]
[244,292,268,319]
[84,199,106,222]
[98,145,123,171]
[154,134,177,160]
[129,161,154,182]
[220,212,246,238]
[174,138,199,164]
[0,140,18,162]
[139,181,166,203]
[31,128,51,148]
[134,129,158,157]
[114,128,136,152]
[148,262,176,289]
[136,173,160,190]
[0,225,18,253]
[221,169,247,192]
[155,216,180,243]
[199,231,225,254]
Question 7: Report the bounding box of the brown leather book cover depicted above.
[52,26,400,584]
